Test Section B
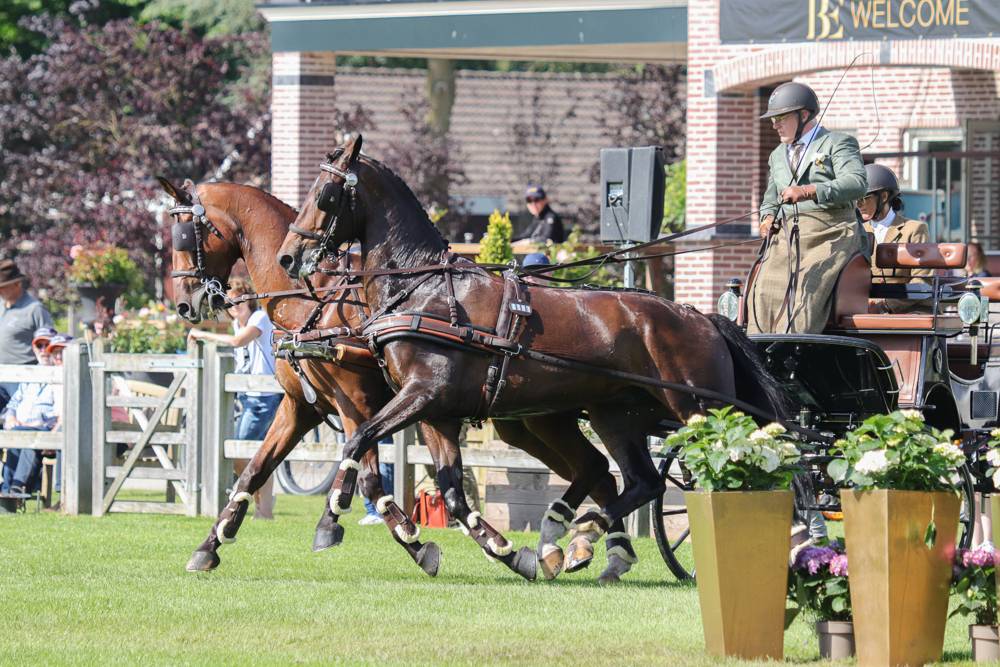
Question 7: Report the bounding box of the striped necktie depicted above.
[789,142,805,175]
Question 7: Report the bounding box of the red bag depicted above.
[411,489,450,528]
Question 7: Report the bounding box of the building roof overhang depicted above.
[257,1,687,63]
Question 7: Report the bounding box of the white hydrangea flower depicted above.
[763,423,786,436]
[933,442,964,465]
[758,446,780,473]
[987,448,1000,467]
[748,430,769,442]
[993,469,1000,491]
[112,314,124,325]
[138,307,151,318]
[686,414,707,427]
[729,447,745,463]
[711,439,725,452]
[900,409,924,421]
[856,449,890,475]
[991,428,1000,439]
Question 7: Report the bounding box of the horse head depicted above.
[277,134,364,278]
[158,177,241,323]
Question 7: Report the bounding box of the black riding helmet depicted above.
[760,82,820,142]
[864,163,903,216]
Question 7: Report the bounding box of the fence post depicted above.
[183,343,203,517]
[62,342,93,515]
[200,342,234,516]
[393,426,416,517]
[90,338,107,516]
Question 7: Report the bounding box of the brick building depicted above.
[259,0,1000,312]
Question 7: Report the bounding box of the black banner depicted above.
[720,0,1000,44]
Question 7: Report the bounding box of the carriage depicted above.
[653,240,1000,579]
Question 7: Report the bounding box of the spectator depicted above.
[514,185,565,245]
[966,242,991,278]
[0,259,53,412]
[188,278,280,519]
[1,330,66,497]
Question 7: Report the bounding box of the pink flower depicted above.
[69,244,83,259]
[829,554,848,577]
[793,546,836,575]
[961,547,999,569]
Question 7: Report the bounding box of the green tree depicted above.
[139,0,264,36]
[476,210,513,265]
[0,0,145,56]
[663,159,686,233]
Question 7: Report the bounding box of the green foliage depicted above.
[0,0,144,56]
[140,0,264,36]
[546,228,620,286]
[951,548,999,626]
[68,244,143,294]
[107,302,187,354]
[787,541,852,623]
[476,210,513,265]
[664,407,801,492]
[662,159,686,233]
[827,410,965,491]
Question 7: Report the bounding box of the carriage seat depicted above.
[828,243,967,332]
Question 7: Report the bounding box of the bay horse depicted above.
[275,135,788,558]
[163,178,641,583]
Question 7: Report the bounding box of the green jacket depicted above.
[760,127,868,222]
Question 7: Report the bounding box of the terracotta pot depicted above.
[842,489,959,667]
[970,624,1000,662]
[76,282,126,324]
[817,620,855,660]
[685,490,793,660]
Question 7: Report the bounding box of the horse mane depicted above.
[355,154,449,252]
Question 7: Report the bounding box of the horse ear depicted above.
[156,176,191,205]
[346,133,363,165]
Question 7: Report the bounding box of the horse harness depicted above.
[168,181,231,306]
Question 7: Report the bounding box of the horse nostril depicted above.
[278,253,296,273]
[177,302,191,319]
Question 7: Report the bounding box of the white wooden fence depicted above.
[0,341,651,535]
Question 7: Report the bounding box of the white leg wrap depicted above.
[575,512,612,537]
[216,518,236,544]
[606,545,639,565]
[375,495,394,515]
[487,536,513,557]
[329,489,352,515]
[606,531,630,542]
[484,549,498,563]
[339,458,361,472]
[230,491,253,505]
[458,523,470,537]
[550,498,573,512]
[394,524,420,544]
[466,511,482,530]
[541,543,562,559]
[542,508,572,528]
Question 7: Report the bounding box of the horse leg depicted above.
[425,419,536,581]
[187,395,321,572]
[571,407,664,542]
[356,444,441,577]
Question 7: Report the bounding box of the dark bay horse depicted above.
[276,135,787,552]
[163,178,639,583]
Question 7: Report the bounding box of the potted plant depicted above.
[666,407,801,660]
[108,303,189,386]
[829,409,964,666]
[951,546,999,662]
[787,541,854,659]
[69,244,142,324]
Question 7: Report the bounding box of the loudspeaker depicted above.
[599,146,666,244]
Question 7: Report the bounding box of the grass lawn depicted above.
[0,496,981,665]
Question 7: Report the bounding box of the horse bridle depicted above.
[289,160,359,274]
[167,185,232,306]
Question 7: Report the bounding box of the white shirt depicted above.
[233,309,278,396]
[871,208,897,245]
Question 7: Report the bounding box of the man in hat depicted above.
[745,82,869,334]
[515,185,565,245]
[859,163,932,313]
[0,258,53,413]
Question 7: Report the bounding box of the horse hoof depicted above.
[538,545,564,581]
[598,571,621,586]
[563,538,594,574]
[416,542,441,577]
[511,546,537,582]
[186,549,220,572]
[312,521,345,552]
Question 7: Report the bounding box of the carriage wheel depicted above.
[652,450,695,581]
[958,462,976,550]
[276,460,338,496]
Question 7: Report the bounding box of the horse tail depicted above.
[706,314,791,422]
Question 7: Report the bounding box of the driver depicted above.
[859,164,931,314]
[746,82,869,334]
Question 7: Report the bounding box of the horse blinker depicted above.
[172,222,198,252]
[316,181,344,213]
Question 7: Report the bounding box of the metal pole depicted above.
[621,242,651,537]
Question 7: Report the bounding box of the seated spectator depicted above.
[188,278,280,519]
[966,242,991,279]
[1,330,66,496]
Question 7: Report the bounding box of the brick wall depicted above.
[680,0,1000,314]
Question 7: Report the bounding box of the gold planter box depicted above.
[685,490,793,660]
[842,489,959,667]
